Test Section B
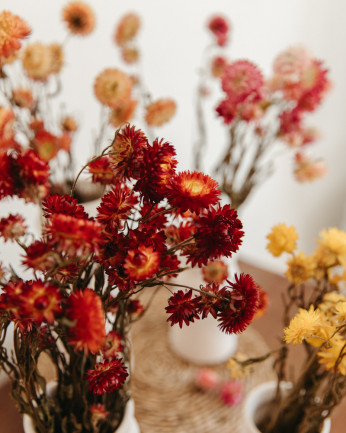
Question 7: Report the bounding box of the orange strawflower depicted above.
[108,99,138,128]
[94,68,132,108]
[167,171,220,213]
[61,116,78,132]
[66,289,106,354]
[0,107,15,141]
[12,88,35,110]
[0,11,31,58]
[145,98,177,126]
[114,13,141,46]
[22,42,52,81]
[62,1,95,36]
[124,245,160,281]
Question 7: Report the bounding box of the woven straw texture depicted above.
[131,288,275,433]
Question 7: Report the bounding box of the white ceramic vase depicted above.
[168,257,239,365]
[23,396,140,433]
[243,381,331,433]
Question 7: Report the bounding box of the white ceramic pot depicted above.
[23,383,140,433]
[243,381,331,433]
[168,258,238,365]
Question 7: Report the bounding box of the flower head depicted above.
[220,380,243,406]
[185,204,244,267]
[0,213,26,242]
[284,305,321,345]
[124,245,160,281]
[85,358,128,395]
[94,68,132,108]
[101,331,123,359]
[89,404,109,426]
[0,11,31,58]
[208,15,230,46]
[266,223,298,257]
[166,289,200,328]
[195,368,220,390]
[42,194,89,219]
[315,227,346,267]
[114,13,141,46]
[22,42,52,81]
[222,60,264,103]
[145,99,177,127]
[211,56,228,78]
[167,171,220,213]
[202,260,229,284]
[294,153,327,183]
[318,338,346,375]
[109,99,138,128]
[66,289,106,354]
[217,273,259,334]
[285,251,315,284]
[62,1,95,36]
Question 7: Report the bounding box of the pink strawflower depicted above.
[220,380,243,406]
[273,45,313,80]
[208,15,230,46]
[221,60,264,104]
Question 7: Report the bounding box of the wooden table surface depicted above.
[0,261,344,432]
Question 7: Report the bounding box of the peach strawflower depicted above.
[62,1,95,36]
[273,45,312,80]
[108,99,138,128]
[22,42,52,81]
[202,260,228,284]
[294,153,327,183]
[114,13,141,46]
[94,68,132,108]
[0,11,31,58]
[48,43,64,74]
[121,46,139,64]
[61,116,78,132]
[12,88,34,110]
[266,223,298,257]
[285,251,315,284]
[145,98,177,127]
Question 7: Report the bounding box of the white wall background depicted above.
[1,0,346,275]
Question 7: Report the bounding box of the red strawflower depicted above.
[85,358,128,395]
[0,279,26,322]
[166,289,201,328]
[111,124,148,179]
[19,280,62,324]
[208,15,229,47]
[42,194,89,219]
[216,98,237,124]
[96,184,138,230]
[0,152,15,199]
[184,204,244,267]
[198,283,222,319]
[167,171,220,213]
[158,253,180,279]
[279,107,302,135]
[127,227,167,255]
[138,203,168,230]
[45,213,104,256]
[127,299,145,317]
[101,331,123,359]
[216,273,259,334]
[134,138,177,203]
[165,222,195,246]
[88,155,116,184]
[22,240,57,273]
[0,213,26,242]
[124,244,160,281]
[222,60,264,103]
[66,289,106,354]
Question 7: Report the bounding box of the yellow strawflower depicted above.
[285,251,315,284]
[318,338,346,375]
[315,227,346,267]
[284,305,321,345]
[266,223,298,257]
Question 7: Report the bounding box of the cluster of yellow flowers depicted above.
[267,223,346,375]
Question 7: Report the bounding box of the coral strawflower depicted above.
[145,99,177,127]
[114,13,141,46]
[0,10,31,58]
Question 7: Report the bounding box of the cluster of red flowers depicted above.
[0,123,261,403]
